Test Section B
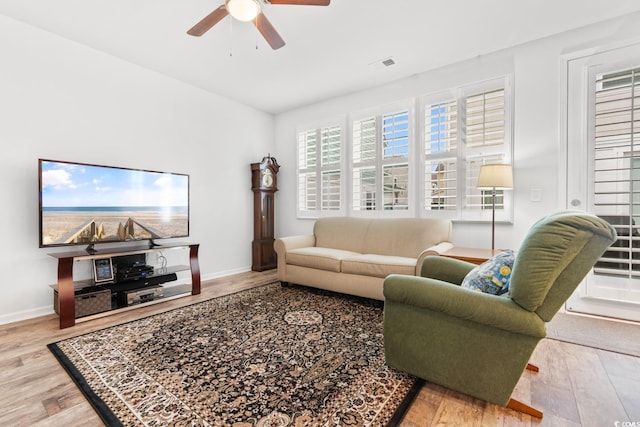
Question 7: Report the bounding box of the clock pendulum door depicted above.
[250,155,280,271]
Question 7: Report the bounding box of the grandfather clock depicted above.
[251,154,280,271]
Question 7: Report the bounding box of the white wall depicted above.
[4,12,640,325]
[273,12,640,249]
[0,15,274,324]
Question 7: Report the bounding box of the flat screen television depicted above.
[39,159,189,252]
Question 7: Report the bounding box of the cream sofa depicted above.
[274,217,453,300]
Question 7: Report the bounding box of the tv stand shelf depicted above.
[48,243,200,329]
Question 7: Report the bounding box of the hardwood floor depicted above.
[1,270,638,426]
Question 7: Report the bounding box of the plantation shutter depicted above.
[382,110,410,210]
[465,89,505,148]
[423,86,508,214]
[464,89,507,210]
[298,130,317,211]
[321,126,341,210]
[352,109,411,211]
[298,124,342,213]
[353,117,377,210]
[593,67,640,277]
[425,99,458,210]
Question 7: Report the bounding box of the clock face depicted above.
[261,170,274,187]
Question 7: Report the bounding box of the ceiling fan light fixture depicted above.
[226,0,261,21]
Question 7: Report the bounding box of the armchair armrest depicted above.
[415,242,454,275]
[420,255,477,284]
[383,274,546,338]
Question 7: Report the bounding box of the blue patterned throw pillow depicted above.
[461,250,515,295]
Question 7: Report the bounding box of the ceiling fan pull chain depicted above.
[229,16,234,57]
[253,15,258,50]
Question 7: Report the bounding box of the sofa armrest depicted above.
[274,234,315,253]
[383,274,546,337]
[274,234,316,282]
[415,242,454,275]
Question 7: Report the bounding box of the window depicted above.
[425,100,457,210]
[352,108,411,212]
[297,123,343,215]
[294,77,512,220]
[422,77,512,220]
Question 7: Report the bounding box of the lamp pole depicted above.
[477,163,513,252]
[491,187,496,250]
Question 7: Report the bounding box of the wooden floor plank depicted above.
[562,341,630,425]
[429,388,485,427]
[596,350,640,421]
[0,270,638,426]
[398,384,443,426]
[31,402,102,427]
[529,339,581,424]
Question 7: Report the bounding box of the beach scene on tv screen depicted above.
[40,160,189,246]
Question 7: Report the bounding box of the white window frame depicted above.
[418,76,514,222]
[296,118,346,218]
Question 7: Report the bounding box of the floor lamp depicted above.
[477,164,513,250]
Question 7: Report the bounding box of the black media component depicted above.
[94,253,179,309]
[114,273,177,307]
[112,254,155,282]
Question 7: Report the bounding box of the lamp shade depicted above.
[477,164,513,189]
[226,0,260,21]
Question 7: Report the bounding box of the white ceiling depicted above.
[2,0,640,114]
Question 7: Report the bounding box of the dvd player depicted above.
[120,285,164,306]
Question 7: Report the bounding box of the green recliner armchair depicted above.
[383,211,617,417]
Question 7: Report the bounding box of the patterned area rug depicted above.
[48,283,420,426]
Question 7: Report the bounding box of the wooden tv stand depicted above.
[49,243,200,329]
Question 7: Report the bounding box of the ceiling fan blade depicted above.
[267,0,330,5]
[254,13,286,50]
[187,5,229,36]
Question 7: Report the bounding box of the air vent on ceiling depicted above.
[369,56,396,70]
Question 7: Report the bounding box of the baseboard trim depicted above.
[0,305,54,326]
[202,266,251,282]
[0,266,254,326]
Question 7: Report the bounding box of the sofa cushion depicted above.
[461,250,515,295]
[313,217,370,253]
[361,218,453,258]
[286,247,360,272]
[341,254,416,278]
[313,217,453,258]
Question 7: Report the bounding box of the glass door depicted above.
[566,43,640,322]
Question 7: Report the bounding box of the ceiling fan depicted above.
[187,0,330,50]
